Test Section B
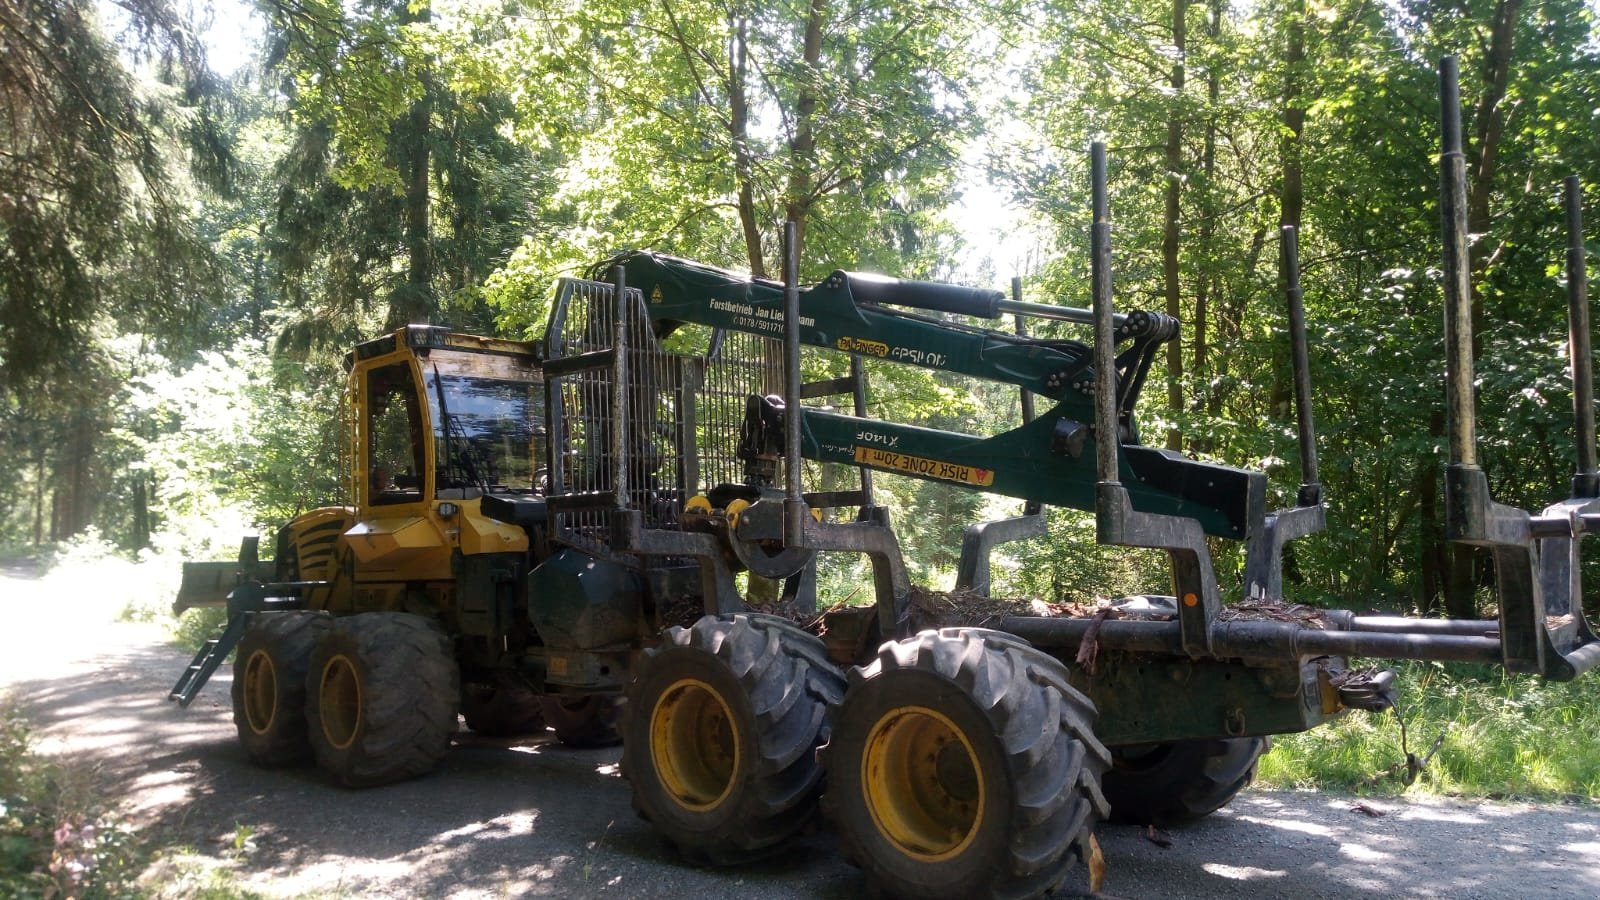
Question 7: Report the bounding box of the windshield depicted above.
[422,351,544,494]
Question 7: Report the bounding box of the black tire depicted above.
[305,612,459,787]
[821,628,1111,900]
[542,694,623,748]
[462,680,547,737]
[621,614,845,864]
[1101,737,1267,825]
[232,611,329,767]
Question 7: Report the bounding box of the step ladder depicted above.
[167,575,319,707]
[168,610,254,707]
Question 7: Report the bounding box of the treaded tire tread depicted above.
[821,627,1111,900]
[306,612,459,787]
[622,614,846,865]
[542,694,623,747]
[1101,736,1267,825]
[462,681,547,737]
[232,611,330,766]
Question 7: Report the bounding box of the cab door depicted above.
[342,353,453,604]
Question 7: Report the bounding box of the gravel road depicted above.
[5,563,1600,899]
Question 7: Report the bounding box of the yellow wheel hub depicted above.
[319,654,363,751]
[242,650,278,735]
[862,705,985,861]
[649,677,741,812]
[723,499,750,530]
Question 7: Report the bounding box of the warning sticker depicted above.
[853,446,995,487]
[836,336,890,358]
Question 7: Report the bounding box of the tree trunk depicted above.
[1418,412,1444,615]
[132,475,150,551]
[1190,0,1223,453]
[32,444,46,548]
[401,90,434,321]
[52,411,95,540]
[728,13,766,278]
[391,2,434,326]
[1162,0,1186,452]
[1279,0,1305,232]
[781,0,827,263]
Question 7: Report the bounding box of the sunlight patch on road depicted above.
[1235,814,1335,837]
[435,811,538,843]
[1202,863,1286,880]
[1337,841,1390,862]
[1394,806,1486,825]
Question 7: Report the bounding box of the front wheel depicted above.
[305,612,459,787]
[822,628,1110,900]
[232,611,329,766]
[621,614,844,864]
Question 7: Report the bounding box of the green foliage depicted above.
[0,0,234,393]
[482,0,977,332]
[997,508,1173,603]
[260,0,550,338]
[992,0,1600,611]
[1260,661,1600,800]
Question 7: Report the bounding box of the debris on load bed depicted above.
[902,585,1104,632]
[1218,597,1331,629]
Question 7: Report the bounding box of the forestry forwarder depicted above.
[169,59,1600,898]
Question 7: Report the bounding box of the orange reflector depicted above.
[1182,593,1198,607]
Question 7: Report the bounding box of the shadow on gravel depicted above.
[16,634,1598,898]
[11,639,860,899]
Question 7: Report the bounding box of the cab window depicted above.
[365,362,426,506]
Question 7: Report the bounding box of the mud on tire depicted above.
[622,614,845,864]
[232,611,330,767]
[821,628,1111,900]
[1102,736,1268,825]
[306,612,459,787]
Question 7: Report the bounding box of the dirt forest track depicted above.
[5,562,1600,899]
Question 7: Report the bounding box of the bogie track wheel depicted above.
[461,679,547,738]
[822,628,1111,900]
[305,612,459,787]
[1102,737,1268,825]
[543,694,623,748]
[622,614,845,864]
[232,611,330,766]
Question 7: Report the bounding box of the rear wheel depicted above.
[1101,737,1267,825]
[461,680,546,737]
[306,612,459,787]
[622,614,845,864]
[232,611,329,766]
[542,694,623,748]
[822,628,1110,900]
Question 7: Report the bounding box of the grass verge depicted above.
[1257,659,1600,801]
